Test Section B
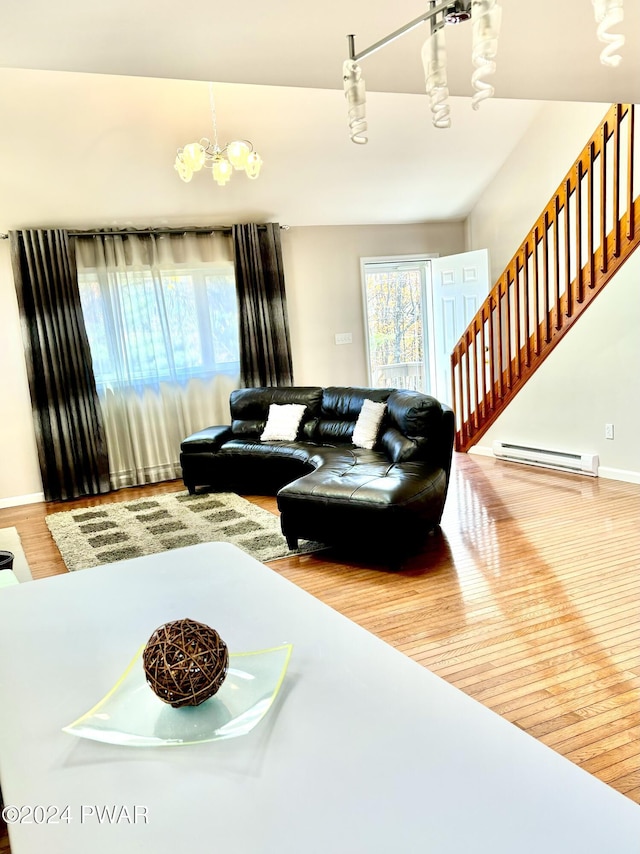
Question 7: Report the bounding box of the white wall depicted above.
[281,223,466,387]
[468,101,608,283]
[466,102,640,482]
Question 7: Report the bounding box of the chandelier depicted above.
[174,83,263,186]
[343,0,626,143]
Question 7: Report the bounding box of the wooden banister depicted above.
[452,103,640,453]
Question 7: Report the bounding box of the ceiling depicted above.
[1,0,637,228]
[2,0,639,102]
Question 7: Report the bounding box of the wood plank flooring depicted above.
[1,451,639,850]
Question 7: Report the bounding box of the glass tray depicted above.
[63,643,292,747]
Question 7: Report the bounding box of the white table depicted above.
[0,542,638,853]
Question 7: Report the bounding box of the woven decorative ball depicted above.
[142,618,229,708]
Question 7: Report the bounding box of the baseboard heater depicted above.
[492,441,599,477]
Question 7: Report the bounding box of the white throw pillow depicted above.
[260,403,306,442]
[352,399,386,450]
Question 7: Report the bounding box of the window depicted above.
[78,265,239,393]
[361,257,435,394]
[75,231,240,489]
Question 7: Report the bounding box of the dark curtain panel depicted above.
[10,229,110,501]
[232,222,294,387]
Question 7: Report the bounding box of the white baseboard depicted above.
[596,466,640,485]
[0,492,45,509]
[467,445,640,484]
[466,444,494,458]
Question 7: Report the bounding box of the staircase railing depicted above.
[451,103,639,453]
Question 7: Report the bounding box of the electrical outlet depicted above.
[334,332,353,345]
[605,423,614,440]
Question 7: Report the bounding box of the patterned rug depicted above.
[46,491,323,572]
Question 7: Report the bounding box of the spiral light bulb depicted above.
[343,60,368,144]
[421,27,451,130]
[593,0,625,67]
[470,0,502,111]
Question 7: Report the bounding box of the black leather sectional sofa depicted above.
[180,386,455,558]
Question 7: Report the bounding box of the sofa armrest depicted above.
[180,425,233,454]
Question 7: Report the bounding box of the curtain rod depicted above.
[0,226,232,239]
[69,226,233,238]
[0,224,290,240]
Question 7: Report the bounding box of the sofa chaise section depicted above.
[180,386,454,557]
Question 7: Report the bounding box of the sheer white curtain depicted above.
[75,231,239,489]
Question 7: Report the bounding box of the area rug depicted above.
[46,491,323,572]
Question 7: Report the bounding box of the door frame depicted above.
[360,254,438,392]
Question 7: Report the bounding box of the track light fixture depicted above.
[343,2,501,139]
[343,0,626,142]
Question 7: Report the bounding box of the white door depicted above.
[429,249,490,406]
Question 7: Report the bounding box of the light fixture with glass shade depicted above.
[342,60,368,144]
[174,84,263,186]
[343,0,626,141]
[470,0,502,110]
[344,1,502,137]
[422,22,452,129]
[592,0,625,67]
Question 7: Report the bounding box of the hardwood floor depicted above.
[1,451,639,849]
